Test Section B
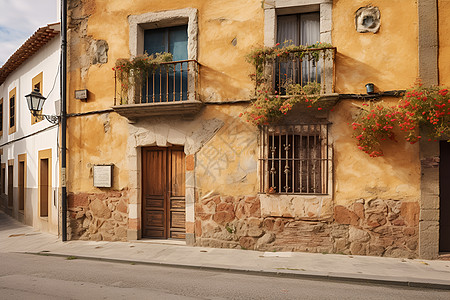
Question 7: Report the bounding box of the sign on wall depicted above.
[93,164,113,188]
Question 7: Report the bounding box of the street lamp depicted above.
[25,88,59,124]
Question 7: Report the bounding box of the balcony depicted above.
[112,60,202,120]
[262,47,338,107]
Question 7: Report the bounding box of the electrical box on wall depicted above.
[93,164,113,188]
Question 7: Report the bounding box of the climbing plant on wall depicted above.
[352,83,450,157]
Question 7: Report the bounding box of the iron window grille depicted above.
[260,124,331,195]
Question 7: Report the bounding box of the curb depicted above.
[23,251,450,291]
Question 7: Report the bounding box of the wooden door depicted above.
[142,147,185,239]
[7,165,13,207]
[18,161,24,211]
[40,158,49,217]
[440,141,450,252]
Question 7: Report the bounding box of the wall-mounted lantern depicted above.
[25,88,59,124]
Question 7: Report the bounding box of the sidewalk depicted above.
[1,211,450,290]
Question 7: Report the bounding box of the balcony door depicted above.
[143,25,188,102]
[142,147,186,239]
[276,13,320,92]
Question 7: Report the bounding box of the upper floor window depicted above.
[0,98,3,136]
[277,12,320,46]
[143,25,188,103]
[276,13,321,93]
[9,88,16,134]
[31,72,43,125]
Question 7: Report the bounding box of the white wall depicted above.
[0,36,60,233]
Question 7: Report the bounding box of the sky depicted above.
[0,0,59,67]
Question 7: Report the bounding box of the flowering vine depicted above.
[352,83,450,157]
[241,42,335,125]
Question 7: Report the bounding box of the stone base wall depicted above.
[194,195,419,258]
[68,189,129,241]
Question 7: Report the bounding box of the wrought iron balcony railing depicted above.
[259,47,336,95]
[114,59,199,105]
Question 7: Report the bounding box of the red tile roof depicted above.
[0,23,60,85]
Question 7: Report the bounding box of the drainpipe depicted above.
[61,0,68,241]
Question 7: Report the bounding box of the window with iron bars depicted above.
[260,124,330,195]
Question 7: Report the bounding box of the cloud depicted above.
[0,0,58,66]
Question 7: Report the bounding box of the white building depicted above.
[0,23,61,234]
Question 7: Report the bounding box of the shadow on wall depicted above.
[0,209,25,231]
[199,64,253,102]
[335,52,385,94]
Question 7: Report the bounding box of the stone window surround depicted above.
[264,0,333,95]
[263,0,332,47]
[258,121,334,221]
[128,8,198,60]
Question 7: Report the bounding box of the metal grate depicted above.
[260,124,330,195]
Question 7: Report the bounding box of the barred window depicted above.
[260,124,330,195]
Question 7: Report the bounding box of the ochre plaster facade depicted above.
[66,0,446,259]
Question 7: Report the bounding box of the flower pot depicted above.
[365,83,375,94]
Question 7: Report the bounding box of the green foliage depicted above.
[225,224,236,234]
[114,52,173,104]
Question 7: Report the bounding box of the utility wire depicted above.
[45,60,61,99]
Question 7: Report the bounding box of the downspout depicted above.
[61,0,68,241]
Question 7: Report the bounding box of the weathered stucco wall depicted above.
[195,106,258,197]
[68,0,262,113]
[67,0,264,192]
[333,0,418,93]
[330,99,421,206]
[67,0,424,257]
[192,100,420,257]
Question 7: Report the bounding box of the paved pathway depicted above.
[1,211,450,289]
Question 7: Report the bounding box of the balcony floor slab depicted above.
[112,100,203,120]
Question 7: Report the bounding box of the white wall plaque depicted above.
[93,164,113,187]
[75,89,88,100]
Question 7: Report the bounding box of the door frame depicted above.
[141,146,185,239]
[38,149,52,222]
[18,153,27,219]
[419,139,442,258]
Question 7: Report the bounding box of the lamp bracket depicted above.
[44,115,60,124]
[32,111,59,124]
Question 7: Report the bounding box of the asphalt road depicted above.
[0,253,449,300]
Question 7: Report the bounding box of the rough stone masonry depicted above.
[194,195,419,258]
